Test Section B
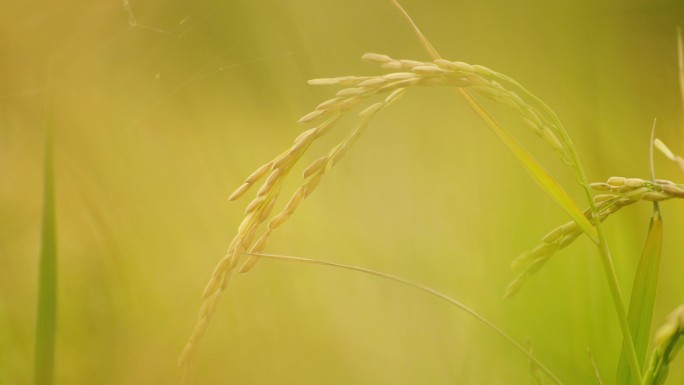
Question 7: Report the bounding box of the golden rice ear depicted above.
[508,177,683,297]
[185,58,427,372]
[228,161,274,201]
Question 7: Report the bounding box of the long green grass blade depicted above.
[616,211,663,385]
[458,89,598,243]
[34,126,57,385]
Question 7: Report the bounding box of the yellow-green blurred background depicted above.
[2,0,684,384]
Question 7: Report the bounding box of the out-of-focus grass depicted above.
[34,96,56,385]
[1,0,684,384]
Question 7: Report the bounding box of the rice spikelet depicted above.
[643,304,684,385]
[506,177,683,298]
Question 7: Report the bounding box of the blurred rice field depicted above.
[2,0,684,384]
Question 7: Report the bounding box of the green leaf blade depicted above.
[459,90,597,243]
[616,211,663,385]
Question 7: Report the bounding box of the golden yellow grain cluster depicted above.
[643,303,684,383]
[506,177,684,298]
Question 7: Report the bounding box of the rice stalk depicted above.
[642,304,684,385]
[506,177,682,298]
[182,4,668,381]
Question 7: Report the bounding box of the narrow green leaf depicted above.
[616,211,663,385]
[34,125,57,385]
[458,90,598,243]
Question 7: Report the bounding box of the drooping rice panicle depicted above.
[238,90,406,273]
[506,177,683,298]
[181,57,420,369]
[303,53,574,163]
[179,114,341,368]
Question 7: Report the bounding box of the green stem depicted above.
[248,252,565,385]
[554,118,643,385]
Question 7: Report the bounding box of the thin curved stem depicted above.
[247,251,565,385]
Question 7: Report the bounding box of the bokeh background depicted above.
[2,0,684,384]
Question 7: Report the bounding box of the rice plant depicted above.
[181,2,684,384]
